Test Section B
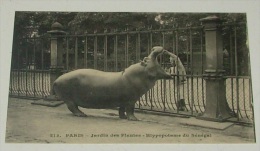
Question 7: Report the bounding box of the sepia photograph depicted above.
[0,0,259,151]
[4,11,256,144]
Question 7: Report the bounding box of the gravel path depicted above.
[5,98,255,144]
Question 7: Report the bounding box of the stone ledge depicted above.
[180,117,234,130]
[31,99,64,107]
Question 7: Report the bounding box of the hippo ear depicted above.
[140,57,149,66]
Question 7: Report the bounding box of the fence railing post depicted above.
[45,22,66,100]
[197,16,234,122]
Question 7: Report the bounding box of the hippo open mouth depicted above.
[143,46,173,79]
[147,46,168,59]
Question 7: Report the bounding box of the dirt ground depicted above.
[5,97,255,144]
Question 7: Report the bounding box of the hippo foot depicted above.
[127,115,139,121]
[73,112,87,117]
[119,114,127,119]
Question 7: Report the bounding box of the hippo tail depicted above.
[51,82,57,95]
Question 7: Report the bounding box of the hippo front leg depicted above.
[126,105,138,121]
[65,101,87,117]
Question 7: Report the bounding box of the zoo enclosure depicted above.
[9,17,253,124]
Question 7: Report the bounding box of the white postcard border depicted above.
[0,0,259,151]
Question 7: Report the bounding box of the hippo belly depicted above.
[72,80,131,109]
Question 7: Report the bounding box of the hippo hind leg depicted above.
[119,107,127,119]
[65,101,87,117]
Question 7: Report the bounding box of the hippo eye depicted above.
[140,61,147,66]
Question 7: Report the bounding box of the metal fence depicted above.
[9,22,253,123]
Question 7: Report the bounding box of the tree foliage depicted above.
[13,11,246,37]
[12,12,248,75]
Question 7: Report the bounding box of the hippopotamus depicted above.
[53,46,172,120]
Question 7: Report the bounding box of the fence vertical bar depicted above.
[230,29,234,75]
[94,32,98,69]
[29,52,33,95]
[10,60,13,96]
[17,43,20,97]
[172,29,175,54]
[33,37,36,97]
[189,27,195,115]
[114,30,118,71]
[136,31,141,62]
[234,25,241,121]
[144,32,149,107]
[104,30,108,71]
[136,32,141,62]
[247,33,254,122]
[125,27,129,68]
[150,29,153,50]
[135,30,141,109]
[25,41,28,97]
[175,29,181,113]
[200,28,204,74]
[19,57,23,95]
[171,29,177,110]
[9,52,13,95]
[66,36,69,70]
[75,37,78,69]
[84,34,88,68]
[200,28,206,108]
[249,73,254,122]
[162,31,166,111]
[150,30,154,110]
[242,78,248,119]
[41,37,44,98]
[229,30,235,112]
[147,34,150,56]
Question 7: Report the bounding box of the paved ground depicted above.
[5,97,255,144]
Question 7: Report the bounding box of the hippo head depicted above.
[141,46,172,79]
